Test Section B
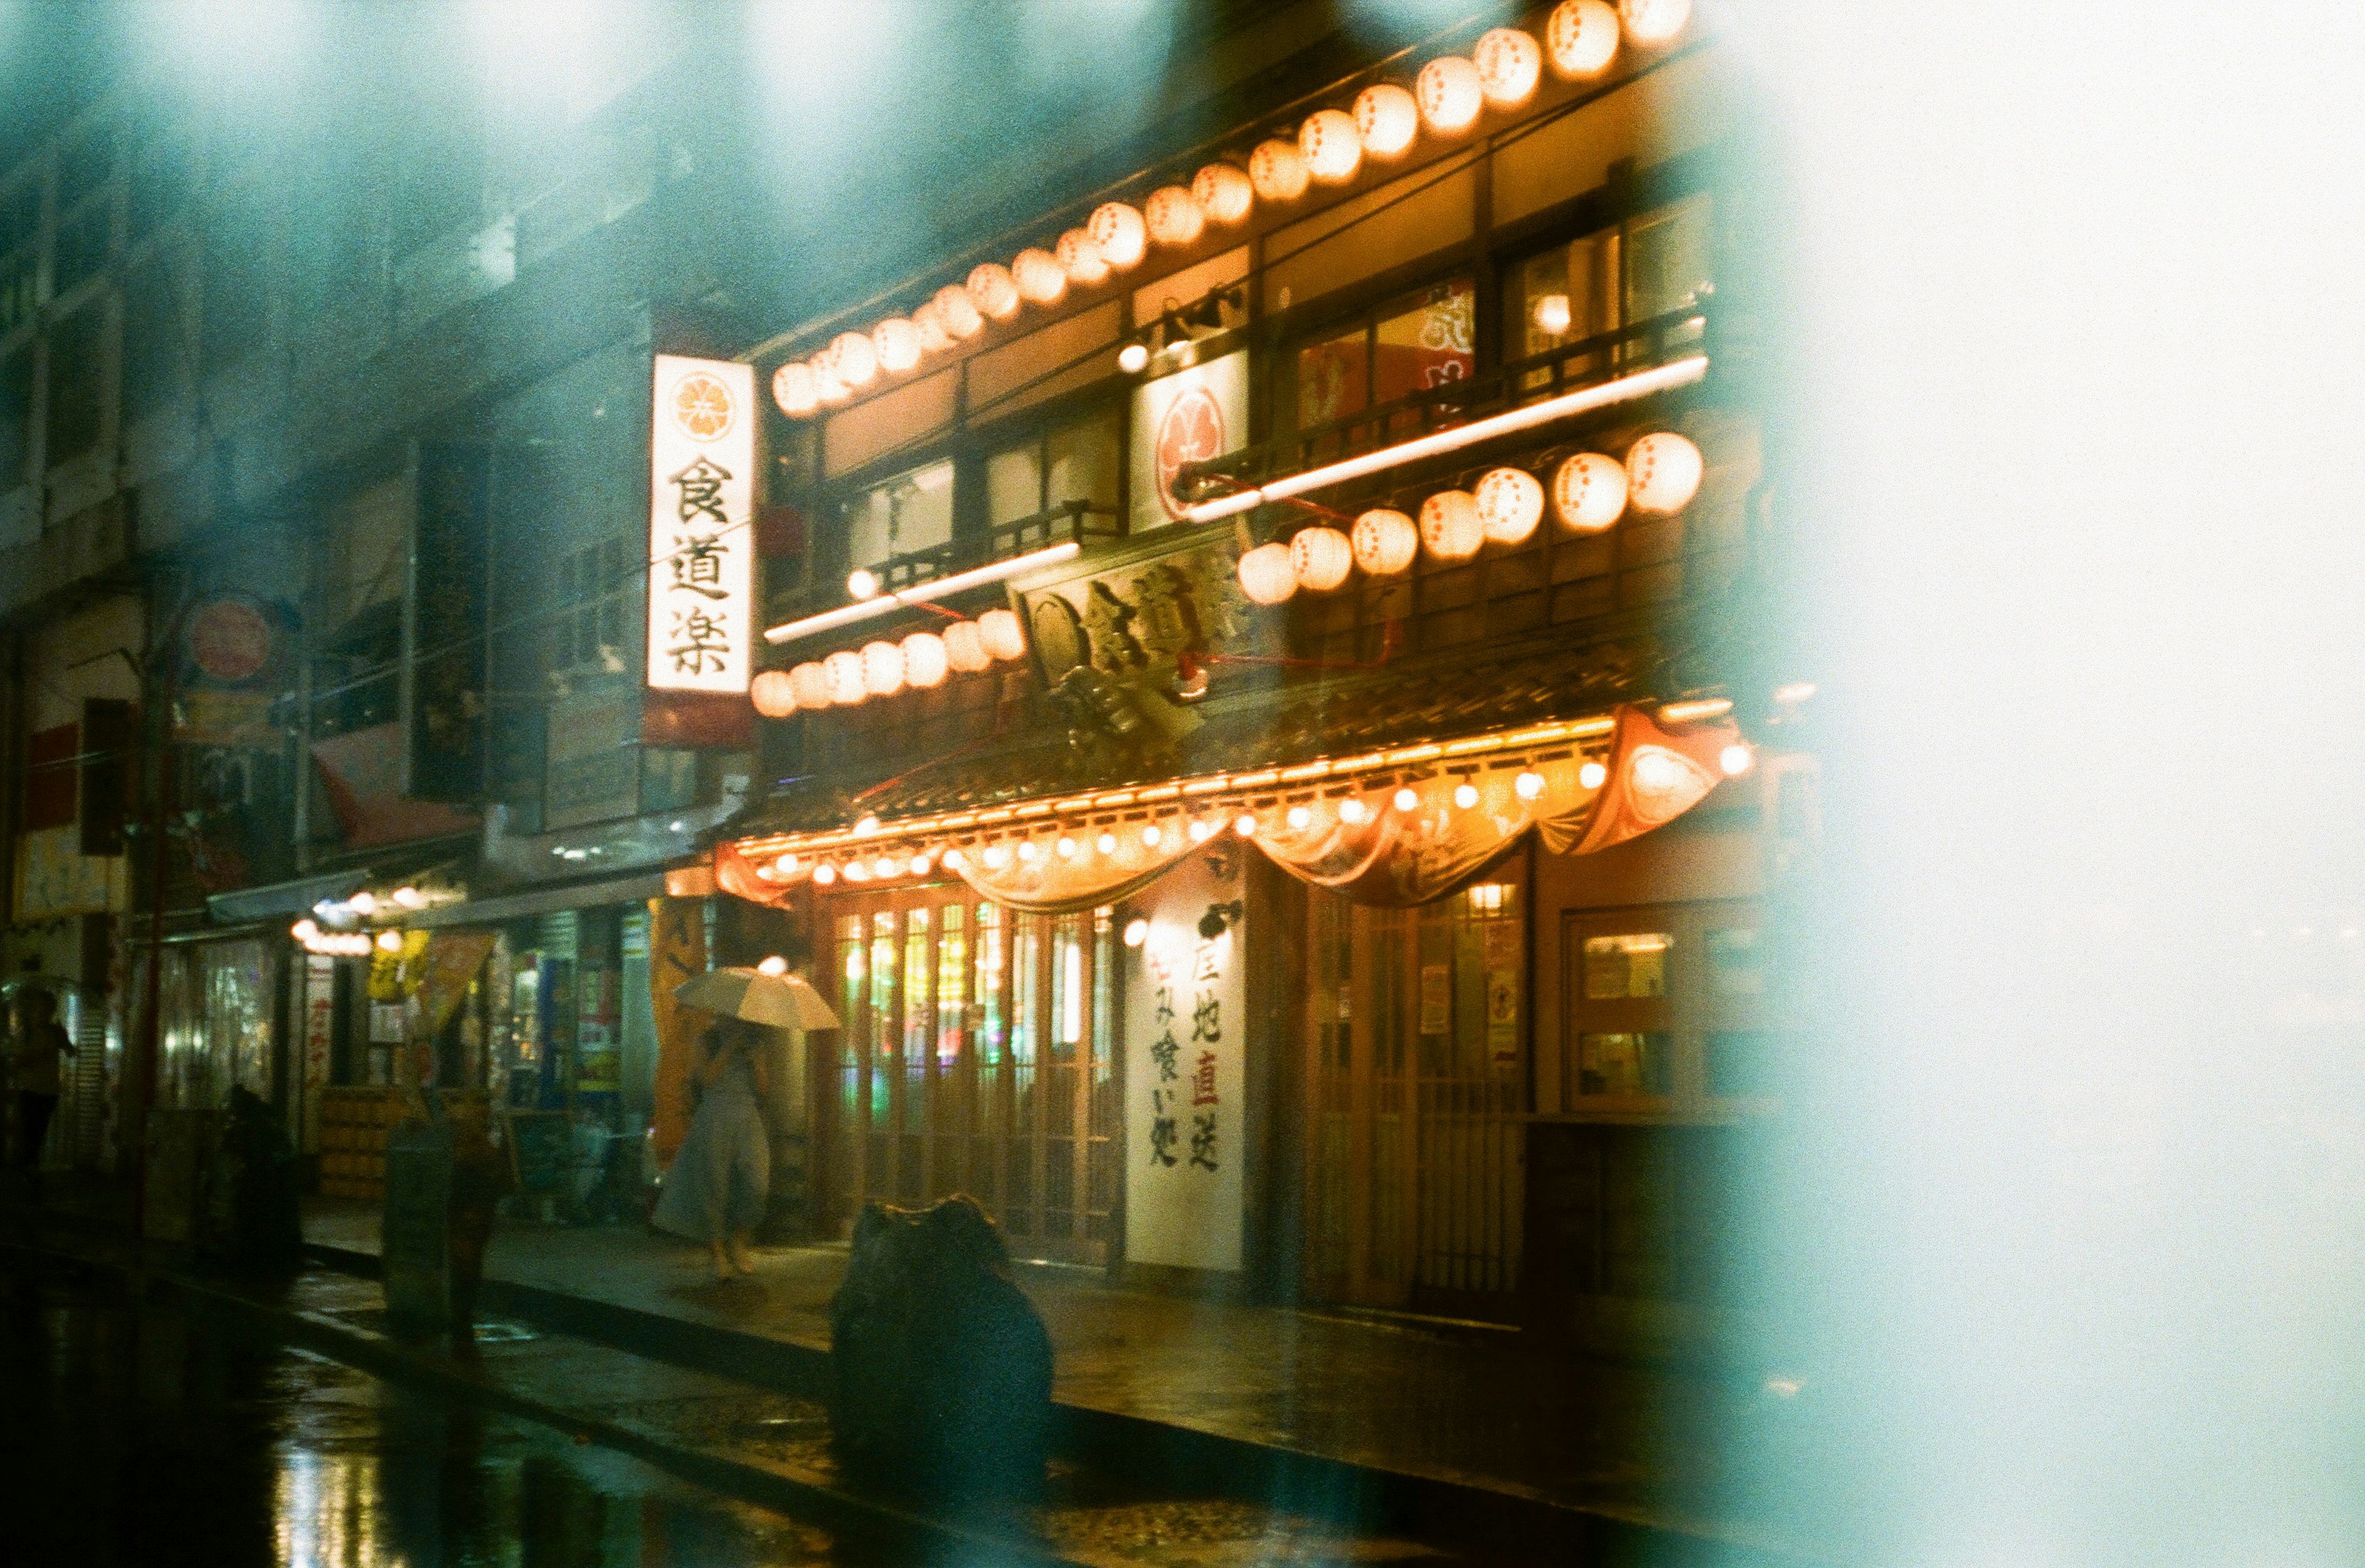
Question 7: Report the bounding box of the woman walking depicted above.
[652,1014,774,1280]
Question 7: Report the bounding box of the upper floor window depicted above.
[1289,277,1476,434]
[1507,194,1712,380]
[552,533,634,675]
[984,404,1119,527]
[840,456,954,572]
[44,302,108,469]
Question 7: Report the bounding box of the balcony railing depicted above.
[1177,301,1712,504]
[773,498,1120,621]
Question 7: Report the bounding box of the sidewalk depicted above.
[302,1198,1808,1560]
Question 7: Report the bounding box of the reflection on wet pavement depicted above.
[0,1256,839,1567]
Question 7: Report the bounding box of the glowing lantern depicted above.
[1532,292,1573,336]
[1473,28,1542,107]
[1141,823,1164,848]
[932,283,985,341]
[912,301,955,355]
[1144,185,1206,248]
[872,317,921,374]
[1516,770,1545,799]
[1416,57,1484,134]
[943,620,991,673]
[1418,490,1485,560]
[1088,202,1148,270]
[1285,804,1311,830]
[901,630,950,690]
[788,662,832,710]
[828,329,878,389]
[978,608,1028,663]
[1248,138,1311,202]
[814,367,850,405]
[1234,813,1259,838]
[1290,526,1354,591]
[1625,432,1704,514]
[1096,831,1117,855]
[1353,84,1420,160]
[750,669,798,717]
[1056,227,1110,286]
[966,262,1021,322]
[772,362,819,418]
[1299,108,1362,184]
[1619,0,1690,46]
[1553,453,1628,532]
[1393,786,1419,812]
[1236,542,1298,605]
[1339,798,1368,823]
[1547,0,1620,77]
[1351,507,1419,575]
[1013,248,1067,306]
[1192,162,1253,225]
[824,650,868,708]
[1474,467,1546,545]
[1453,782,1480,810]
[774,854,799,875]
[812,863,836,886]
[844,860,870,881]
[860,640,906,698]
[1720,743,1755,777]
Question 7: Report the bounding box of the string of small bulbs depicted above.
[1235,427,1703,605]
[766,0,1692,421]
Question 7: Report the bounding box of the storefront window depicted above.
[841,457,954,570]
[1292,278,1477,432]
[1506,195,1712,389]
[984,406,1120,527]
[1583,932,1672,999]
[1577,1031,1672,1096]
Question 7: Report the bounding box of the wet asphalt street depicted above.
[0,1255,854,1567]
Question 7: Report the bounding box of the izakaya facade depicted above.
[712,0,1810,1349]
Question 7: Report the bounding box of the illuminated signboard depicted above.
[645,355,755,695]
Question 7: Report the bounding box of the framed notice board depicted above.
[503,1110,573,1195]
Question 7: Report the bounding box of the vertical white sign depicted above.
[646,355,756,694]
[1123,847,1247,1272]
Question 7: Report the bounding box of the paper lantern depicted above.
[1474,467,1546,545]
[814,367,851,405]
[771,362,819,418]
[1144,185,1206,248]
[1237,541,1298,605]
[966,262,1021,321]
[860,640,906,698]
[1056,227,1110,286]
[1011,247,1066,307]
[1532,292,1573,336]
[824,650,868,708]
[932,283,985,341]
[872,317,921,374]
[1416,57,1484,134]
[1290,526,1354,592]
[1552,453,1628,532]
[1625,432,1704,515]
[901,630,949,690]
[1299,108,1362,184]
[1088,202,1147,270]
[788,661,832,710]
[750,669,798,717]
[1546,0,1620,77]
[1354,83,1420,159]
[1419,490,1484,560]
[1351,507,1419,575]
[1619,0,1690,46]
[829,329,878,388]
[1248,138,1311,202]
[912,301,955,356]
[943,620,991,673]
[978,608,1028,662]
[1192,162,1253,225]
[1473,28,1542,107]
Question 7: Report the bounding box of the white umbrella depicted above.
[674,966,841,1030]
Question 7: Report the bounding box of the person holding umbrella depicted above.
[655,956,838,1280]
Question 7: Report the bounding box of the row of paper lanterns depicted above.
[1237,429,1702,605]
[751,608,1030,717]
[769,0,1690,421]
[753,733,1753,889]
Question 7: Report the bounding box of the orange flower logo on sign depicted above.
[669,371,737,444]
[1155,386,1224,520]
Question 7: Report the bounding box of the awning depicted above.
[719,701,1744,913]
[400,869,675,930]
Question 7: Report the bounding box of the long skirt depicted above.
[652,1091,769,1242]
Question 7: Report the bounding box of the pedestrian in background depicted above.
[8,987,73,1179]
[651,1015,772,1281]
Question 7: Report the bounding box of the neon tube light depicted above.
[763,540,1082,646]
[1179,355,1708,524]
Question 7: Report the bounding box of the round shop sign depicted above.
[1154,384,1224,520]
[187,598,274,684]
[669,369,738,444]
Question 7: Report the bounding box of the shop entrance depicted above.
[1304,875,1529,1318]
[825,889,1118,1267]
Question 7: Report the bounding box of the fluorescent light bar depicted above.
[1181,355,1709,524]
[764,540,1082,646]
